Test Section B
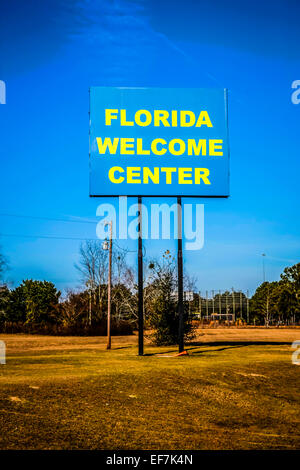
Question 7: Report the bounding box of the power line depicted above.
[0,233,98,241]
[0,233,143,254]
[114,240,140,254]
[109,239,147,256]
[0,213,97,225]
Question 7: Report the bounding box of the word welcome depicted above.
[96,137,223,156]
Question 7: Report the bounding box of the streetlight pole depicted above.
[104,221,113,350]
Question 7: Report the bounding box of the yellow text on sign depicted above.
[96,138,223,156]
[105,109,213,128]
[108,166,211,185]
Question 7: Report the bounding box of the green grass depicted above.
[0,330,299,450]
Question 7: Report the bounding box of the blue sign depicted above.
[89,87,229,197]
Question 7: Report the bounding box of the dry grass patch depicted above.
[0,329,299,450]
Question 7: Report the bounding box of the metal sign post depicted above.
[103,221,113,350]
[138,196,144,356]
[177,197,184,353]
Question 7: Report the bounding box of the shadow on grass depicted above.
[187,344,249,354]
[186,341,292,355]
[188,341,292,347]
[143,344,246,356]
[143,340,292,357]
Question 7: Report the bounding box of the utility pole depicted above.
[103,221,113,350]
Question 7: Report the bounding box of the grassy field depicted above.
[0,328,299,450]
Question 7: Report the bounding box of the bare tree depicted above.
[184,271,197,293]
[76,240,107,285]
[75,240,108,313]
[57,289,88,326]
[111,249,136,322]
[76,241,136,323]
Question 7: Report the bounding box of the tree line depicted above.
[0,242,299,342]
[250,263,300,326]
[0,242,196,343]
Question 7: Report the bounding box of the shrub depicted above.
[146,251,195,346]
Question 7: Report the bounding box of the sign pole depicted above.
[106,220,112,350]
[138,196,144,356]
[177,196,184,353]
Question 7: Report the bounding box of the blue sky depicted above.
[0,0,299,294]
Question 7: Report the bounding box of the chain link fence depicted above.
[187,290,250,324]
